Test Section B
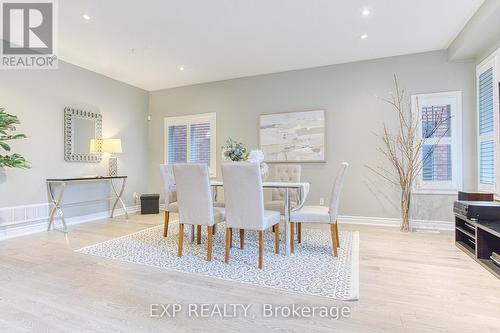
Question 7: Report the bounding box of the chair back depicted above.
[159,164,177,205]
[270,164,301,202]
[329,162,349,222]
[222,162,265,230]
[173,164,215,226]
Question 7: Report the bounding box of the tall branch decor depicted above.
[367,76,449,232]
[0,107,30,169]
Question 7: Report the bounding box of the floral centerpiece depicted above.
[222,138,269,178]
[222,138,249,161]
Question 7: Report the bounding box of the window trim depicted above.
[164,112,217,177]
[476,50,499,194]
[411,91,463,195]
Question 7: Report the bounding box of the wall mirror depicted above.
[64,107,102,162]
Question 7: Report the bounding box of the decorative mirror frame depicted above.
[64,107,102,162]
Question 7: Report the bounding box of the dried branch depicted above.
[366,76,451,231]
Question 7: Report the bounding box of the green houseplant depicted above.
[0,107,30,169]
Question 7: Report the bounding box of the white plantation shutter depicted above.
[478,68,494,187]
[164,113,216,177]
[412,92,462,193]
[477,54,499,193]
[167,125,187,164]
[421,105,452,182]
[190,122,211,165]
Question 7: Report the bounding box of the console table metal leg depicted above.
[47,182,67,232]
[111,178,128,219]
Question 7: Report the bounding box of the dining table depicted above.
[192,180,310,256]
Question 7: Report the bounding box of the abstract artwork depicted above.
[259,110,325,162]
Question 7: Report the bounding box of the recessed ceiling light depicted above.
[361,8,370,17]
[82,14,91,20]
[360,34,368,40]
[179,66,185,71]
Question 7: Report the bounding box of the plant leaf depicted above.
[0,141,11,151]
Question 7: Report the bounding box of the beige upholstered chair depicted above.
[222,162,281,269]
[290,162,348,256]
[264,164,302,214]
[173,164,225,261]
[159,164,178,237]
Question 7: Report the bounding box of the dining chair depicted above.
[264,164,302,214]
[290,162,349,256]
[173,163,225,261]
[222,162,281,269]
[159,164,178,237]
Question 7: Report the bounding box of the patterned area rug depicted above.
[76,222,359,300]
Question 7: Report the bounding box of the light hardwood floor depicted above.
[0,214,499,333]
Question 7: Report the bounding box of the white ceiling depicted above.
[59,0,484,91]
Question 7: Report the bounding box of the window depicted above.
[164,113,216,177]
[412,91,462,193]
[477,51,499,194]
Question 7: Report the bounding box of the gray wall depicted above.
[477,41,500,63]
[448,0,500,62]
[149,50,476,222]
[0,61,149,220]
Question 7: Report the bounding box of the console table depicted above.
[46,176,128,232]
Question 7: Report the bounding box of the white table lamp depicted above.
[91,138,122,176]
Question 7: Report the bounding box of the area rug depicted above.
[76,221,359,300]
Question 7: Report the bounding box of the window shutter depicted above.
[422,144,452,181]
[478,66,496,188]
[421,105,452,182]
[412,91,462,193]
[480,140,495,185]
[479,68,494,135]
[167,125,187,164]
[164,113,217,177]
[189,122,211,165]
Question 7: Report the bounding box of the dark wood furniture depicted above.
[458,191,494,201]
[455,213,500,279]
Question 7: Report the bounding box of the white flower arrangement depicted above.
[221,139,268,178]
[248,149,269,178]
[248,149,264,164]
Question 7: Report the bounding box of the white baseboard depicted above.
[0,205,138,240]
[160,204,452,231]
[337,215,454,231]
[1,202,452,241]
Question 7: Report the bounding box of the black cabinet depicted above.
[140,194,160,215]
[455,214,500,279]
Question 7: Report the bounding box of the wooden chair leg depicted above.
[207,226,213,261]
[197,225,202,244]
[330,224,338,257]
[213,224,217,235]
[334,222,340,247]
[239,229,245,249]
[272,225,275,233]
[163,211,170,237]
[274,224,280,254]
[290,222,295,254]
[258,230,264,269]
[297,222,302,243]
[229,228,233,248]
[224,227,231,263]
[178,223,184,257]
